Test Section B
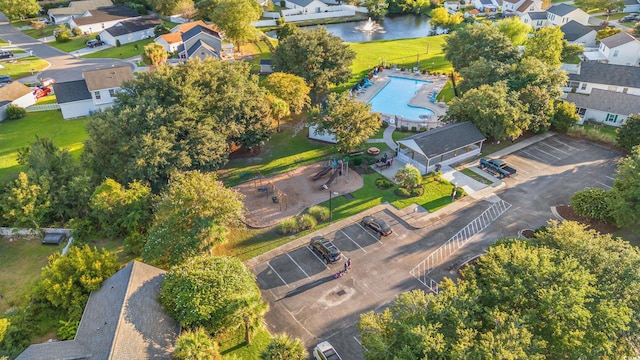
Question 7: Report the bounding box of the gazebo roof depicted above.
[398,122,486,159]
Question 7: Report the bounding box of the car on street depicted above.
[86,39,104,48]
[621,13,640,22]
[310,236,342,264]
[361,216,393,236]
[0,51,14,59]
[313,341,342,360]
[0,75,11,84]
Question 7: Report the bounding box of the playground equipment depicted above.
[254,170,289,211]
[312,166,332,181]
[321,169,340,190]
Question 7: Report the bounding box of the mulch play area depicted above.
[233,162,364,228]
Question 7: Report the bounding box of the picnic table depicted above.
[368,147,380,155]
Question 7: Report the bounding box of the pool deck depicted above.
[355,69,450,122]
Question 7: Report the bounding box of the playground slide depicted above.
[321,170,340,190]
[312,166,332,181]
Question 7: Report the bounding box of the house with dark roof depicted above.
[566,89,640,127]
[178,25,223,60]
[560,20,600,47]
[48,0,114,24]
[502,0,542,16]
[396,122,486,174]
[565,62,640,95]
[472,0,499,12]
[68,6,140,34]
[0,82,36,121]
[546,3,589,26]
[17,261,181,360]
[623,0,640,12]
[284,0,332,12]
[597,32,640,66]
[99,16,161,46]
[521,11,548,29]
[52,79,94,119]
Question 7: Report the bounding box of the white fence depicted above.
[263,11,281,18]
[254,19,278,27]
[26,104,61,112]
[282,7,355,22]
[0,227,73,236]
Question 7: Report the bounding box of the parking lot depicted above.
[252,134,623,359]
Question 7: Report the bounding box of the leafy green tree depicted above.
[262,72,311,114]
[444,82,530,141]
[174,0,198,20]
[561,40,584,63]
[173,327,222,360]
[276,23,299,40]
[609,146,640,228]
[364,0,388,19]
[142,42,168,66]
[159,255,267,343]
[551,100,580,132]
[0,172,50,228]
[149,0,180,15]
[142,171,244,269]
[393,164,422,189]
[0,0,40,19]
[575,0,624,15]
[267,94,290,132]
[41,245,119,318]
[308,92,380,153]
[54,24,71,42]
[261,334,308,360]
[429,7,463,29]
[496,16,532,46]
[458,58,509,94]
[524,26,564,67]
[444,23,519,71]
[596,26,622,41]
[571,187,613,221]
[519,85,553,133]
[615,113,640,151]
[210,0,261,50]
[272,27,356,98]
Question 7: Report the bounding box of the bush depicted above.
[278,217,299,235]
[308,205,330,222]
[411,126,417,132]
[375,177,394,189]
[571,187,613,221]
[395,187,411,197]
[297,214,317,231]
[55,31,70,43]
[116,39,121,47]
[353,157,363,167]
[6,105,26,119]
[72,27,82,36]
[57,319,79,340]
[401,126,409,132]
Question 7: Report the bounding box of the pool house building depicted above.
[396,122,486,174]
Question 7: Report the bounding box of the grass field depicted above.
[595,13,627,20]
[23,25,56,39]
[0,38,8,46]
[36,94,57,104]
[219,327,271,359]
[0,56,49,80]
[82,38,155,59]
[49,35,96,53]
[0,111,88,182]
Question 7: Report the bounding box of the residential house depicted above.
[597,32,640,66]
[155,20,220,53]
[503,0,542,17]
[623,0,640,12]
[17,261,181,360]
[521,11,548,29]
[177,25,223,60]
[53,65,134,119]
[0,82,35,121]
[99,16,161,46]
[69,6,140,34]
[565,61,640,95]
[47,0,113,24]
[566,89,639,126]
[560,20,600,47]
[283,0,331,14]
[545,3,589,26]
[472,0,499,12]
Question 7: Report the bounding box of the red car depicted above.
[33,87,52,99]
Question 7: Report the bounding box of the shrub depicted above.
[375,177,394,189]
[6,105,26,119]
[353,156,363,167]
[72,27,82,36]
[394,164,422,189]
[278,217,299,235]
[57,319,79,340]
[401,126,409,132]
[395,187,411,197]
[297,214,317,231]
[55,31,70,42]
[411,126,417,132]
[308,205,330,222]
[276,17,285,25]
[571,187,613,221]
[116,39,121,47]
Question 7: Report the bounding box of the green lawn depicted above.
[0,38,8,46]
[567,122,618,144]
[81,38,154,59]
[49,35,96,53]
[392,129,416,142]
[0,111,88,182]
[437,80,456,103]
[23,25,56,39]
[460,168,493,185]
[595,13,626,20]
[564,55,581,64]
[37,94,57,104]
[219,327,271,359]
[0,56,49,80]
[390,175,460,212]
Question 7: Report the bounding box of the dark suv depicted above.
[0,51,14,59]
[310,236,342,264]
[86,39,104,48]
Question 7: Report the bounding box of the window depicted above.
[577,107,586,116]
[94,91,101,99]
[606,114,618,123]
[580,83,587,90]
[108,89,115,96]
[613,50,619,57]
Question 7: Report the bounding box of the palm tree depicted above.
[261,333,308,360]
[238,296,268,345]
[173,327,221,360]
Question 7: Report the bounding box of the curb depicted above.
[550,206,564,221]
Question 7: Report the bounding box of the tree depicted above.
[262,72,311,114]
[142,171,244,269]
[444,23,519,71]
[0,0,40,19]
[0,172,50,228]
[575,0,624,15]
[210,0,261,51]
[364,0,388,19]
[444,82,530,141]
[633,22,640,38]
[54,24,71,43]
[261,334,308,360]
[458,58,510,94]
[41,245,119,318]
[173,327,221,360]
[561,40,584,63]
[524,26,564,67]
[149,0,180,15]
[496,16,532,46]
[609,146,640,228]
[551,100,580,133]
[159,255,267,343]
[616,113,640,151]
[596,26,622,42]
[308,92,380,153]
[142,42,168,66]
[174,0,198,20]
[272,27,356,98]
[267,95,290,132]
[518,85,553,133]
[429,7,463,29]
[393,164,422,189]
[276,23,299,40]
[571,187,613,221]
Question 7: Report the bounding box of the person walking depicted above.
[347,258,352,271]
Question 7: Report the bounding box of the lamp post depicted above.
[329,191,339,223]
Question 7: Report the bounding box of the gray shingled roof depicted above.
[181,24,221,42]
[399,122,486,159]
[566,89,640,116]
[600,31,637,48]
[568,62,640,88]
[52,80,92,104]
[479,0,495,5]
[286,0,315,7]
[104,16,161,36]
[547,3,577,16]
[527,11,548,20]
[83,65,134,91]
[48,0,113,15]
[561,20,594,41]
[73,6,139,26]
[186,39,220,58]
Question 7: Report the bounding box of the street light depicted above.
[329,191,339,223]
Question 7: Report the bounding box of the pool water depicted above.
[368,76,434,121]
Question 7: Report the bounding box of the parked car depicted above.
[361,216,393,236]
[86,39,104,48]
[0,75,11,84]
[36,17,50,24]
[621,13,640,22]
[309,236,342,264]
[313,341,342,360]
[479,158,517,179]
[33,86,52,99]
[40,78,55,87]
[0,51,14,59]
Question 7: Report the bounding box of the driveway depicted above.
[250,135,622,359]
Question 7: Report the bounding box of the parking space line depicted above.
[539,141,570,155]
[534,147,561,160]
[605,175,615,181]
[595,181,613,189]
[549,137,579,151]
[356,222,383,243]
[305,246,330,269]
[286,253,309,278]
[508,157,539,170]
[267,263,290,288]
[340,230,367,253]
[520,149,548,163]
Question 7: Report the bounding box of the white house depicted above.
[623,0,640,12]
[52,80,95,119]
[597,32,640,66]
[178,25,223,60]
[566,62,640,95]
[68,6,140,34]
[155,21,220,53]
[99,16,161,46]
[566,89,640,127]
[0,82,36,121]
[503,0,542,16]
[560,20,600,47]
[472,0,499,12]
[546,3,590,26]
[48,0,113,24]
[284,0,331,13]
[521,11,548,29]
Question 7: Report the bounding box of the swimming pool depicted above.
[368,76,434,121]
